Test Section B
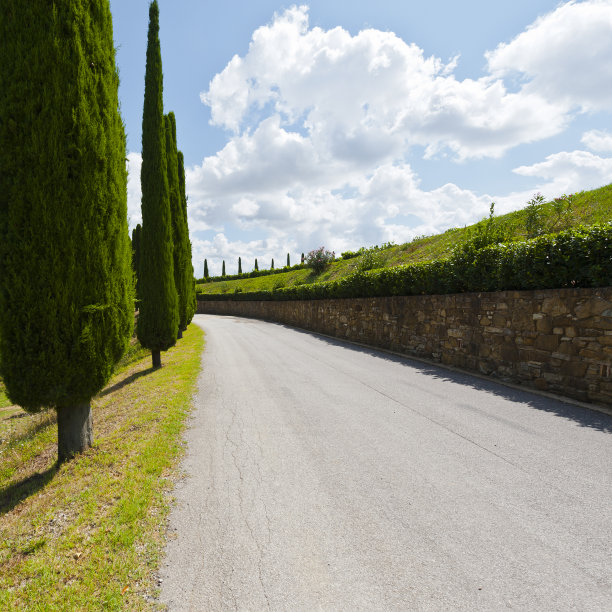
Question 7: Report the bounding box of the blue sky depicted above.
[109,1,612,276]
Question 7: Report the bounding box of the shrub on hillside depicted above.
[357,246,386,272]
[307,247,335,273]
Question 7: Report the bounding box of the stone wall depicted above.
[197,287,612,406]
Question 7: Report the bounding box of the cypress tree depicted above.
[287,253,290,267]
[0,0,133,462]
[271,258,275,270]
[137,0,178,368]
[301,252,305,264]
[255,258,259,271]
[238,257,242,274]
[164,112,186,339]
[132,224,142,306]
[177,150,196,326]
[204,259,209,279]
[222,260,226,276]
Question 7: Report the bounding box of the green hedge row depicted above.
[197,224,611,302]
[197,263,307,284]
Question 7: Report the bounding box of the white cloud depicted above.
[513,150,612,194]
[487,0,612,112]
[126,152,142,231]
[231,197,260,219]
[201,5,567,162]
[581,129,612,152]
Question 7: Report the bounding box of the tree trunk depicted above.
[57,402,93,463]
[177,328,183,339]
[152,349,161,368]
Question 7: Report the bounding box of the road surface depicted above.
[160,314,612,611]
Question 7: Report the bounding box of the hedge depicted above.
[197,224,611,302]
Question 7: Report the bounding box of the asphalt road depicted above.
[160,314,612,611]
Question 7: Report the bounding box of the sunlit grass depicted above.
[0,324,204,610]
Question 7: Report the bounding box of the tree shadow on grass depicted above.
[0,464,58,516]
[98,366,155,397]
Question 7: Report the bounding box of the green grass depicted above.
[0,380,11,410]
[197,183,612,295]
[0,324,204,610]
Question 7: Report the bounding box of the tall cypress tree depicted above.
[238,257,242,274]
[0,0,133,461]
[164,112,185,339]
[287,253,290,267]
[132,224,142,306]
[222,261,226,276]
[255,258,259,271]
[177,149,196,327]
[137,0,178,368]
[271,258,275,270]
[204,259,209,279]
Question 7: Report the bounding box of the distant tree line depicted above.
[198,255,308,283]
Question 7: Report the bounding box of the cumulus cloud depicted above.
[487,0,612,112]
[513,150,612,194]
[581,129,612,152]
[186,160,497,276]
[202,5,567,162]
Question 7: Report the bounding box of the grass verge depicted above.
[0,322,204,610]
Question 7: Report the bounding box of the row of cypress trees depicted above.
[136,1,195,368]
[0,0,195,462]
[204,253,294,278]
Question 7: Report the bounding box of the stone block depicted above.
[492,313,507,327]
[542,296,569,316]
[501,345,519,362]
[579,317,612,331]
[511,310,533,327]
[580,348,604,360]
[536,317,553,333]
[447,328,463,338]
[560,361,588,378]
[575,297,611,319]
[534,334,559,352]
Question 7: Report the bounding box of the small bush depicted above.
[525,193,546,238]
[306,247,335,274]
[357,246,385,272]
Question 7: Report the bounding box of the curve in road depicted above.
[160,314,612,611]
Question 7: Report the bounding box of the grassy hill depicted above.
[196,184,612,296]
